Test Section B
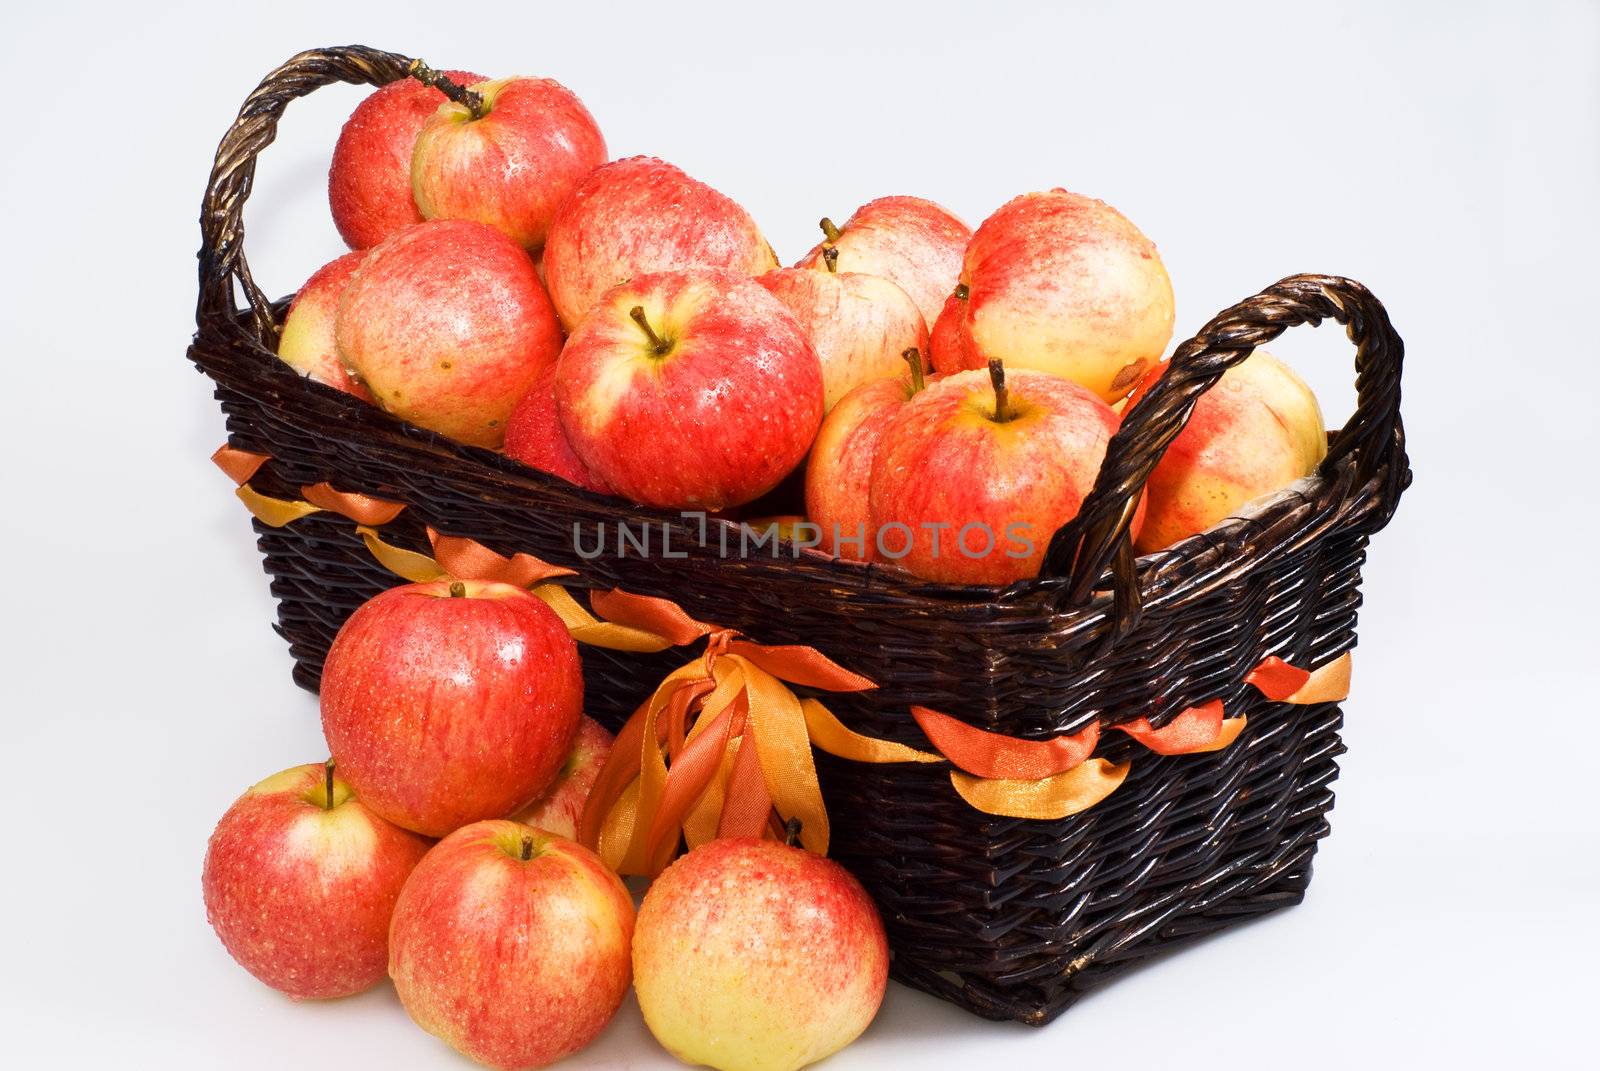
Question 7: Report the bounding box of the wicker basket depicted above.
[191,45,1410,1026]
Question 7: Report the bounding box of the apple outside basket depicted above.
[191,45,1411,1026]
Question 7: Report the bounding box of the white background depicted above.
[3,1,1596,1067]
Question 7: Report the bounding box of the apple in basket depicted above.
[542,156,780,329]
[633,837,888,1071]
[390,821,635,1069]
[202,762,430,999]
[555,268,824,510]
[411,75,607,250]
[1127,349,1328,552]
[933,188,1174,403]
[511,716,614,841]
[320,580,582,838]
[275,250,373,400]
[869,361,1127,585]
[335,219,562,448]
[504,364,614,494]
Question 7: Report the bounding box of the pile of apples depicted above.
[280,67,1329,587]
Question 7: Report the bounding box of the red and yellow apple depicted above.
[928,286,975,374]
[555,269,823,510]
[202,762,430,1000]
[542,156,779,330]
[320,579,582,838]
[504,365,614,495]
[869,362,1125,584]
[757,265,928,411]
[390,821,635,1069]
[511,716,613,841]
[411,76,607,250]
[276,251,373,401]
[335,219,562,448]
[633,838,888,1071]
[793,195,971,328]
[328,69,484,249]
[1128,349,1327,552]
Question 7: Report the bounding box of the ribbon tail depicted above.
[950,759,1131,820]
[737,656,829,856]
[802,700,943,764]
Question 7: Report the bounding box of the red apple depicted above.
[793,195,971,328]
[335,219,562,448]
[1127,349,1327,552]
[390,821,634,1069]
[555,268,823,510]
[511,716,613,841]
[542,156,779,330]
[953,188,1174,402]
[411,76,607,250]
[806,350,940,561]
[869,362,1124,584]
[504,365,614,494]
[328,70,484,249]
[202,762,430,1000]
[276,251,373,401]
[633,838,888,1071]
[757,265,928,411]
[321,579,582,838]
[928,286,976,374]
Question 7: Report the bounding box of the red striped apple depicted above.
[555,269,823,510]
[276,251,373,401]
[511,716,613,841]
[390,821,634,1069]
[504,365,614,494]
[411,76,606,250]
[928,285,975,373]
[793,195,971,328]
[202,762,429,1000]
[1128,349,1327,552]
[633,838,888,1071]
[321,579,582,838]
[542,156,779,330]
[335,219,562,448]
[328,69,484,249]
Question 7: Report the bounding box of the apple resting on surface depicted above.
[869,361,1127,585]
[335,219,562,448]
[633,837,888,1071]
[511,716,613,841]
[555,268,823,510]
[1127,349,1327,553]
[328,69,484,249]
[320,579,582,838]
[411,76,607,251]
[504,365,614,494]
[202,762,430,1000]
[390,821,635,1070]
[542,156,779,330]
[792,195,971,328]
[947,189,1174,403]
[757,261,928,411]
[276,251,373,400]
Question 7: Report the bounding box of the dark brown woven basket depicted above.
[190,45,1410,1025]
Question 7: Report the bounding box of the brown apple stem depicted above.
[449,581,467,598]
[902,347,926,393]
[822,246,840,274]
[406,59,486,120]
[783,817,803,847]
[988,359,1013,423]
[323,760,335,810]
[629,306,672,356]
[819,217,843,244]
[520,834,535,861]
[955,283,969,301]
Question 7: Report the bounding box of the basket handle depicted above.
[196,45,420,343]
[1040,274,1409,624]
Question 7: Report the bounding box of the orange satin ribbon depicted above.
[910,706,1099,779]
[1247,651,1353,704]
[1116,700,1248,755]
[214,444,406,528]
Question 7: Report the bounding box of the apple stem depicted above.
[323,759,335,811]
[819,217,842,244]
[822,246,839,274]
[783,817,803,847]
[449,581,466,598]
[406,60,486,120]
[955,283,969,301]
[988,359,1014,423]
[520,834,535,861]
[902,347,926,394]
[629,306,672,356]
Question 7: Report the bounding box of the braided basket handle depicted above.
[1041,274,1408,620]
[196,45,419,342]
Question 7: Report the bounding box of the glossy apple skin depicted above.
[511,716,613,840]
[928,288,976,374]
[411,77,607,251]
[321,580,582,838]
[555,269,823,510]
[542,156,779,330]
[757,267,928,411]
[869,368,1123,584]
[1128,349,1327,553]
[328,70,484,249]
[202,764,430,1000]
[793,195,971,328]
[634,839,888,1071]
[391,821,634,1070]
[954,189,1174,403]
[276,251,373,401]
[335,220,562,448]
[504,365,614,494]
